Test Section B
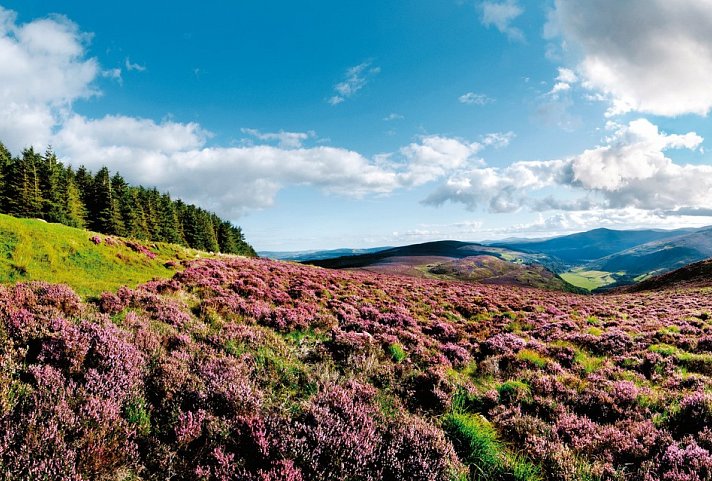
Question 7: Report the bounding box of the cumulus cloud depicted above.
[424,119,712,216]
[550,0,712,116]
[0,7,98,151]
[328,61,380,105]
[479,1,524,41]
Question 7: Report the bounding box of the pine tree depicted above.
[57,167,87,228]
[157,193,184,245]
[5,148,43,218]
[91,167,124,235]
[38,147,63,222]
[0,142,12,212]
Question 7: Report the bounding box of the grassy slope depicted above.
[0,213,214,298]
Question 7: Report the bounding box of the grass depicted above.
[573,349,606,374]
[443,412,541,481]
[387,343,407,363]
[0,214,215,298]
[560,268,618,291]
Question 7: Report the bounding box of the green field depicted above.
[560,268,619,290]
[0,214,215,298]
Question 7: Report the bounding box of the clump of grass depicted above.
[124,397,151,436]
[516,349,549,369]
[573,349,605,374]
[586,326,603,336]
[649,343,678,356]
[387,343,407,363]
[442,412,541,481]
[497,380,531,404]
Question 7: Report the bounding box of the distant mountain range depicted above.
[290,226,712,292]
[258,246,390,262]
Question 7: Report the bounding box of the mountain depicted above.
[621,256,712,292]
[306,240,581,291]
[491,227,695,265]
[259,246,390,261]
[582,227,712,285]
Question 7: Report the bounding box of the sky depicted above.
[2,0,712,251]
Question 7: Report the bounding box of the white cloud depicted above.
[383,113,404,121]
[398,135,483,186]
[481,131,515,149]
[125,57,146,72]
[458,92,494,105]
[328,61,380,105]
[479,1,524,41]
[423,119,712,215]
[550,0,712,116]
[241,128,316,149]
[0,7,98,151]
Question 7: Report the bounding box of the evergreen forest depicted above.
[0,142,255,256]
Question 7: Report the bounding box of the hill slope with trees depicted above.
[0,142,255,256]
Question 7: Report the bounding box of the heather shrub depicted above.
[291,382,381,481]
[380,414,464,481]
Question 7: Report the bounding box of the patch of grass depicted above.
[124,397,151,436]
[649,343,678,356]
[586,326,604,336]
[443,412,541,481]
[387,343,407,363]
[574,350,606,374]
[497,380,532,404]
[560,269,618,291]
[516,349,549,369]
[657,326,681,336]
[0,213,214,297]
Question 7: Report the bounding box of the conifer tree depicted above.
[38,147,63,222]
[0,142,12,212]
[5,148,43,218]
[91,167,124,235]
[57,167,87,228]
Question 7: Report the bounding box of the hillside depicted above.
[491,227,693,265]
[583,227,712,284]
[0,213,218,297]
[306,240,577,291]
[622,257,712,292]
[1,256,711,480]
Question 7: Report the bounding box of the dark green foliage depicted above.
[0,141,256,255]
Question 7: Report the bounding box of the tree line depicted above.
[0,142,256,256]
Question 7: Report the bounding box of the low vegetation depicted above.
[1,256,711,479]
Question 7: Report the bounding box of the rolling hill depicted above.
[577,226,712,286]
[621,256,712,292]
[491,227,695,265]
[306,240,581,291]
[259,246,390,261]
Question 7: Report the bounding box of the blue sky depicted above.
[2,1,712,250]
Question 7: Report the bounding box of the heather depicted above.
[2,257,712,480]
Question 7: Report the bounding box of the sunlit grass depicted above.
[0,213,213,297]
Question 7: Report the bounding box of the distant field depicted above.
[560,268,619,290]
[0,214,213,297]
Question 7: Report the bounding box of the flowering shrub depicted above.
[1,256,712,479]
